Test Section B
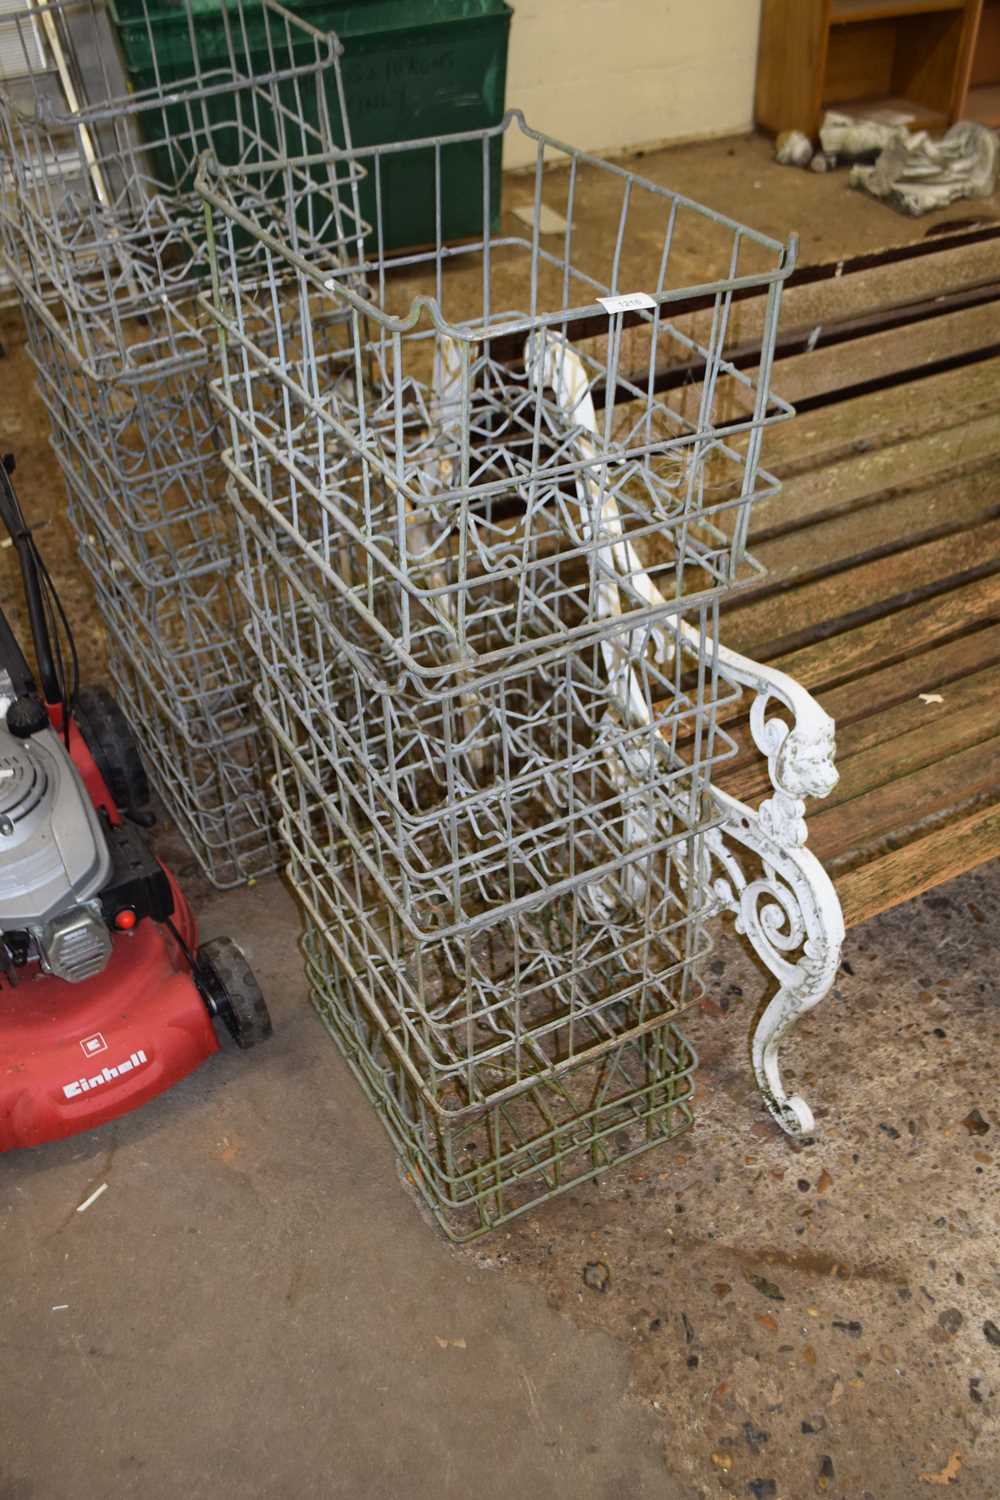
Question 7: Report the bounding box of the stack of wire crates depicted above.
[198,114,795,1238]
[0,0,361,885]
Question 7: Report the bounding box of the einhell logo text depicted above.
[62,1050,148,1100]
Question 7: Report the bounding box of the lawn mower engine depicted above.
[1,694,120,986]
[0,456,271,1151]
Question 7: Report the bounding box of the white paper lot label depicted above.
[597,292,657,315]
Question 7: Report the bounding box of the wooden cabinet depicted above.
[959,0,1000,124]
[755,0,983,137]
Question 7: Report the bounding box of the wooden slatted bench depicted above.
[506,223,1000,1136]
[717,357,1000,924]
[699,283,1000,1135]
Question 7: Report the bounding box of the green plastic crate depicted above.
[111,0,511,247]
[327,0,510,247]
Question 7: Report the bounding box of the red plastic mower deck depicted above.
[0,860,219,1151]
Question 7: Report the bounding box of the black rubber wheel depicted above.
[197,936,272,1050]
[75,686,150,815]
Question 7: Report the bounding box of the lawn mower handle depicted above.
[0,455,62,706]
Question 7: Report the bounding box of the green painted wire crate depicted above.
[111,0,512,246]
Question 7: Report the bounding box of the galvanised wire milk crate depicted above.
[12,268,277,884]
[19,276,366,595]
[199,112,795,689]
[73,525,254,749]
[254,612,708,1232]
[230,427,729,1224]
[299,910,697,1242]
[0,0,360,332]
[110,647,276,887]
[232,479,741,934]
[18,293,231,592]
[242,497,725,1124]
[198,116,796,1225]
[0,0,363,885]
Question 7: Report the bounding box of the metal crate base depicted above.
[302,920,696,1242]
[284,802,707,1120]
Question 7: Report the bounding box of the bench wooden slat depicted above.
[768,573,1000,689]
[614,283,1000,434]
[716,623,1000,784]
[817,628,1000,731]
[748,300,1000,408]
[827,667,1000,792]
[748,469,999,585]
[762,355,1000,478]
[720,662,1000,808]
[808,736,1000,863]
[745,418,1000,543]
[711,238,1000,385]
[835,801,1000,928]
[722,518,1000,661]
[662,298,1000,431]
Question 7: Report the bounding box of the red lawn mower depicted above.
[0,455,271,1150]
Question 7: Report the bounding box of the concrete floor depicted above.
[0,880,675,1499]
[1,130,999,1499]
[492,862,1000,1500]
[3,865,997,1500]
